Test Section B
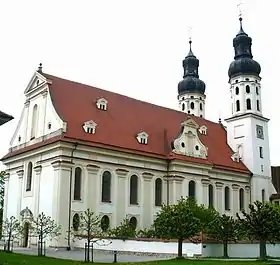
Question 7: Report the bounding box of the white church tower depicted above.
[178,40,206,118]
[225,17,275,202]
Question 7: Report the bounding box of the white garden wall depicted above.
[203,243,280,258]
[73,239,202,256]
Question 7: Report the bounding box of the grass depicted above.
[0,252,279,265]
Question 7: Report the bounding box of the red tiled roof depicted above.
[1,72,250,174]
[42,73,249,174]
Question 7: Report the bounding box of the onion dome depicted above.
[178,40,206,95]
[228,17,261,79]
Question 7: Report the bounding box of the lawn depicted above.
[0,252,279,265]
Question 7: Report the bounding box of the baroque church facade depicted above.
[1,18,277,247]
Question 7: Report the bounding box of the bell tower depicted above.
[177,39,206,118]
[225,17,276,202]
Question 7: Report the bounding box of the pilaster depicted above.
[24,100,30,141]
[215,182,224,213]
[232,184,240,215]
[3,173,10,221]
[51,160,73,247]
[33,165,42,216]
[115,168,129,225]
[86,165,100,212]
[16,170,24,217]
[201,179,210,207]
[169,175,184,204]
[245,185,251,213]
[142,172,153,228]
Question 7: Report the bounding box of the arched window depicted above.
[257,100,260,111]
[225,186,230,210]
[72,213,80,231]
[188,180,196,199]
[26,162,33,191]
[130,175,138,205]
[235,86,239,95]
[190,102,194,109]
[101,171,111,202]
[182,103,185,111]
[239,188,244,211]
[261,189,265,202]
[246,98,251,110]
[200,103,203,111]
[155,178,162,206]
[30,104,38,140]
[246,85,250,93]
[236,100,240,111]
[129,217,137,230]
[74,167,82,200]
[208,184,214,208]
[101,215,110,232]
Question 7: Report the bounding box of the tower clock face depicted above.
[256,125,264,139]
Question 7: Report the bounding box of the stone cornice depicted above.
[215,181,224,189]
[51,160,74,170]
[169,175,184,182]
[232,184,240,190]
[142,172,154,181]
[3,173,10,181]
[201,178,210,186]
[115,168,129,177]
[16,170,24,178]
[86,164,100,174]
[34,165,42,173]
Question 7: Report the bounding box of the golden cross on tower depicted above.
[188,26,193,42]
[237,0,244,19]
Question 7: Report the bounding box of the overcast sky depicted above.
[1,0,279,168]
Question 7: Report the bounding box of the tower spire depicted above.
[177,30,206,118]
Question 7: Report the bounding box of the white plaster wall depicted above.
[178,93,205,118]
[229,75,262,116]
[10,78,64,148]
[39,165,55,217]
[226,114,273,202]
[203,243,280,258]
[73,239,202,256]
[3,140,250,248]
[6,173,18,218]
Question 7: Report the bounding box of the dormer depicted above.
[83,120,97,134]
[172,118,208,159]
[136,131,148,145]
[199,125,208,135]
[96,98,108,111]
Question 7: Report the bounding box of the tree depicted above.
[154,197,202,258]
[30,212,61,256]
[0,171,6,237]
[108,217,137,240]
[207,214,241,258]
[71,209,101,262]
[237,201,280,260]
[2,216,21,252]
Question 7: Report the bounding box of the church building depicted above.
[1,18,276,247]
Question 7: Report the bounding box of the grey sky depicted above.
[1,0,279,167]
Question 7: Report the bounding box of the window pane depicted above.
[74,167,82,200]
[155,178,162,206]
[102,171,111,202]
[130,175,138,205]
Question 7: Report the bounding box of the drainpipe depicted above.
[67,142,78,251]
[166,159,170,205]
